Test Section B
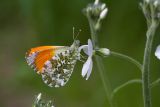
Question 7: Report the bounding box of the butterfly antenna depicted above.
[75,29,81,40]
[73,27,75,40]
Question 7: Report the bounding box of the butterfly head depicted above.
[70,27,81,49]
[70,40,80,49]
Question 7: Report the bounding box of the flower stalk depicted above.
[83,1,114,107]
[96,49,142,71]
[111,79,142,100]
[110,51,142,71]
[140,0,160,107]
[142,20,158,107]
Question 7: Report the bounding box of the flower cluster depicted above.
[33,93,55,107]
[83,0,108,30]
[141,0,160,23]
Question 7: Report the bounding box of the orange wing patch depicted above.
[26,46,63,74]
[35,49,54,73]
[27,46,55,55]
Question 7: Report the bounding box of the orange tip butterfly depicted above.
[25,28,81,87]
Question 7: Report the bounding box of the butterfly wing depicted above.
[26,45,79,87]
[26,46,64,74]
[41,48,79,87]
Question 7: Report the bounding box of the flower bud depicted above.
[101,4,106,10]
[100,8,108,19]
[33,93,55,107]
[154,0,158,7]
[37,93,42,102]
[145,0,150,4]
[96,48,110,57]
[155,45,160,60]
[94,0,99,5]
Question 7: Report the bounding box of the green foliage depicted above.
[0,0,160,107]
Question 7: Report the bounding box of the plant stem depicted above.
[111,79,142,100]
[151,78,160,88]
[142,20,158,107]
[110,51,142,71]
[87,13,115,107]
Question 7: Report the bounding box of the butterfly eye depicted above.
[75,40,80,45]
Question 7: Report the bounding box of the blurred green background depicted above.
[0,0,160,107]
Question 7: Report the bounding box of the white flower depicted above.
[155,45,160,59]
[79,39,93,80]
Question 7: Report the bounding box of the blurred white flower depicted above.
[154,0,158,7]
[155,45,160,59]
[145,0,150,3]
[94,0,99,5]
[100,8,108,19]
[79,39,93,80]
[33,93,55,107]
[37,93,42,102]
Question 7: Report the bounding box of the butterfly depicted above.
[25,30,81,87]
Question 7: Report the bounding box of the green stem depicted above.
[110,51,142,71]
[87,13,115,107]
[111,79,142,100]
[151,78,160,88]
[142,20,158,107]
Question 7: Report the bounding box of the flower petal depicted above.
[81,57,92,77]
[88,39,93,56]
[86,57,93,80]
[155,45,160,60]
[78,45,89,55]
